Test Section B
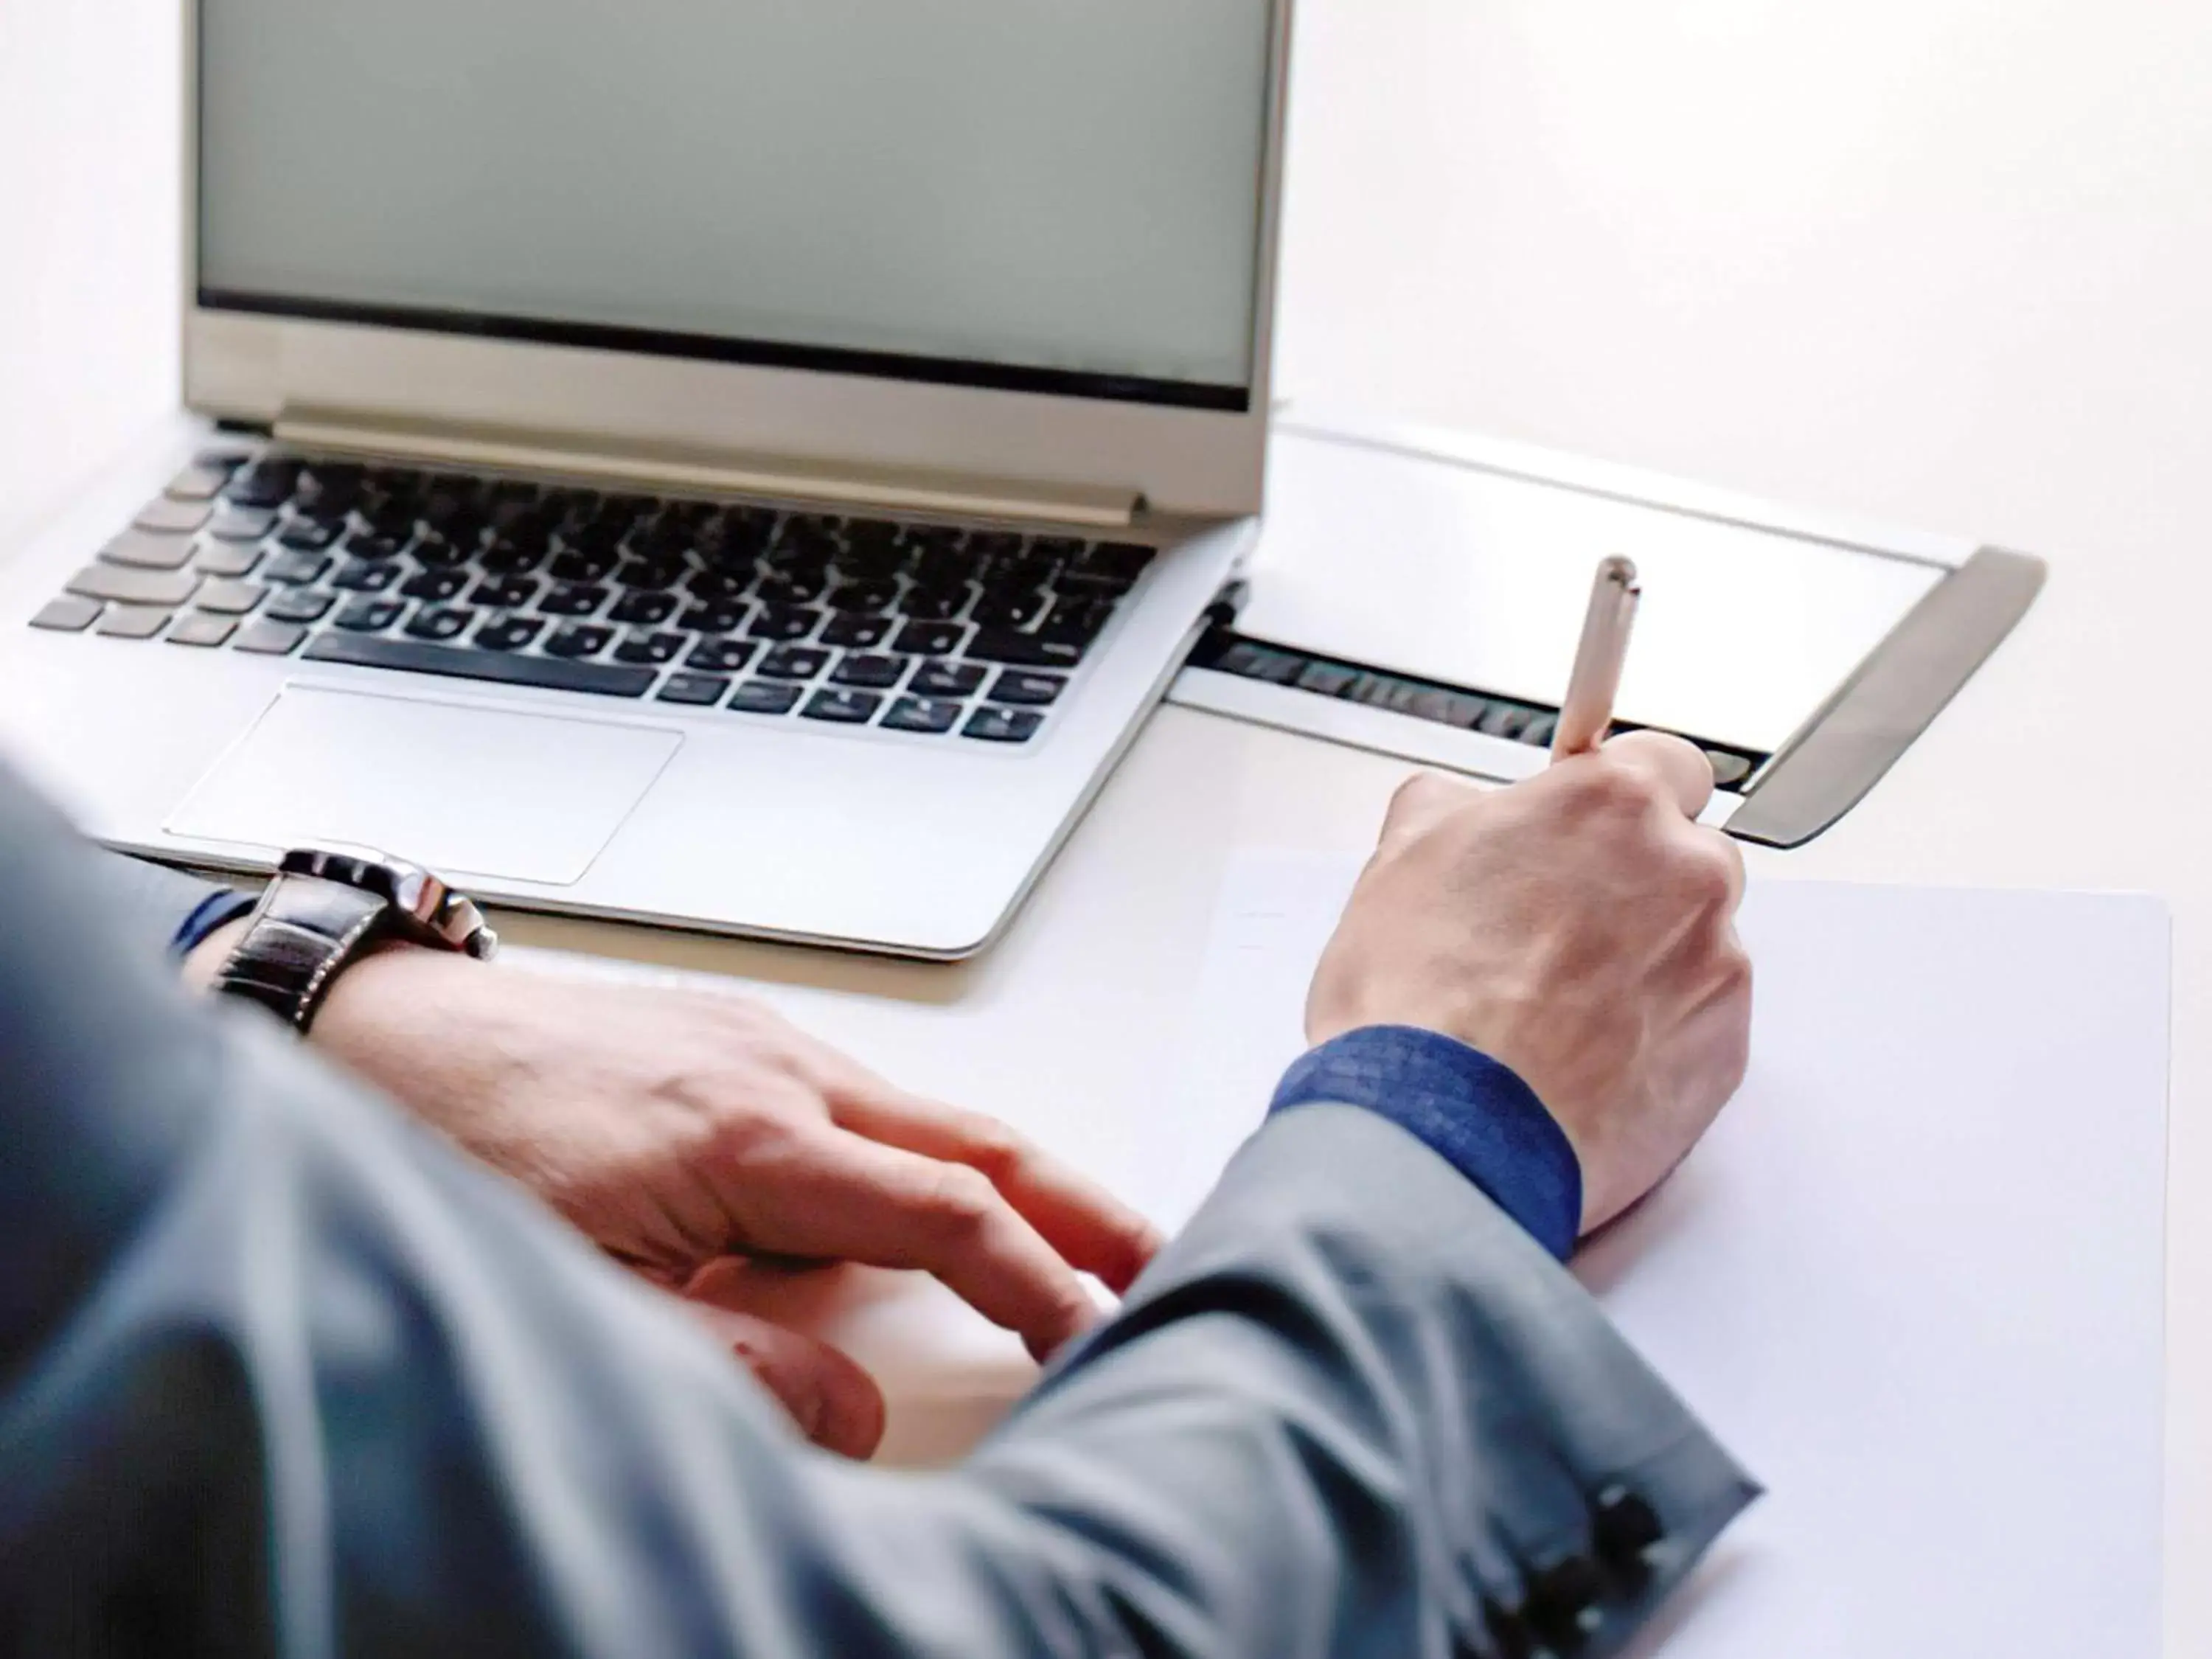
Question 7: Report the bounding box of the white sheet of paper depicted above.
[516,855,2168,1655]
[1180,852,2168,1659]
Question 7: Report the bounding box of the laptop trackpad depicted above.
[167,686,682,886]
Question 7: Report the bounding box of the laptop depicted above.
[0,0,1290,958]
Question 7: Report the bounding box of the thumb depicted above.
[675,1295,888,1459]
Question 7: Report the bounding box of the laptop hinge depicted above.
[273,406,1144,529]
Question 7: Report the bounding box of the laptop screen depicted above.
[195,0,1276,412]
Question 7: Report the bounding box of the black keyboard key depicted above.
[474,615,544,653]
[908,546,974,586]
[616,557,685,593]
[135,500,210,540]
[963,706,1045,744]
[608,591,681,626]
[899,583,973,622]
[546,622,614,659]
[29,595,101,633]
[803,689,882,725]
[410,532,473,568]
[359,495,424,540]
[988,670,1067,707]
[331,560,400,593]
[909,659,987,698]
[222,462,301,509]
[774,515,841,563]
[820,613,896,649]
[656,672,731,707]
[829,578,899,614]
[333,597,404,633]
[688,637,757,673]
[342,531,409,563]
[192,446,252,475]
[892,620,966,656]
[613,630,687,666]
[208,506,276,542]
[264,588,335,624]
[964,627,1083,669]
[262,550,332,586]
[965,531,1026,563]
[66,563,200,607]
[538,582,609,617]
[191,541,263,579]
[470,575,539,610]
[1037,597,1113,647]
[680,600,749,635]
[971,588,1049,630]
[100,530,195,571]
[193,579,265,616]
[758,645,830,681]
[479,537,548,574]
[276,518,341,552]
[749,605,822,642]
[880,696,963,735]
[404,606,472,643]
[548,549,619,583]
[831,653,908,690]
[727,680,804,717]
[685,568,751,602]
[1030,536,1087,563]
[757,568,829,605]
[232,619,307,656]
[167,612,237,647]
[400,566,470,602]
[1080,542,1155,583]
[304,632,657,698]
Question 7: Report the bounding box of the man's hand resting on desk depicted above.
[1308,730,1753,1235]
[184,931,1161,1455]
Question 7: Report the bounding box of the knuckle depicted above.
[1574,759,1661,819]
[1680,843,1738,908]
[914,1164,1001,1237]
[952,1113,1028,1184]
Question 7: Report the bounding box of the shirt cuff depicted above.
[1268,1026,1583,1260]
[170,888,257,961]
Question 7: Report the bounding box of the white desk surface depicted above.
[6,2,2205,1652]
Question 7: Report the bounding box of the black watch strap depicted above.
[212,875,392,1034]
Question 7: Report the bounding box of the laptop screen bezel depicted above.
[178,1,1290,516]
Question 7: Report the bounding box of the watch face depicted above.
[282,844,496,959]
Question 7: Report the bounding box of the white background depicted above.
[3,2,2206,1652]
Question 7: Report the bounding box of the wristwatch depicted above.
[212,846,497,1033]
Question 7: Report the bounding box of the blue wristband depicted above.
[1269,1026,1583,1260]
[171,888,257,961]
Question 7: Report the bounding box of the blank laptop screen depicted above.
[196,0,1276,410]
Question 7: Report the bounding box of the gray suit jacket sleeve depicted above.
[91,847,240,958]
[0,759,1756,1659]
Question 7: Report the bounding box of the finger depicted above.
[715,1127,1101,1362]
[1707,825,1749,915]
[828,1091,1161,1293]
[675,1296,887,1458]
[1601,729,1717,820]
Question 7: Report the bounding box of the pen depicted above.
[1551,556,1641,760]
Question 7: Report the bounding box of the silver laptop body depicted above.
[0,0,1293,958]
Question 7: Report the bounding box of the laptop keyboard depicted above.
[30,448,1159,746]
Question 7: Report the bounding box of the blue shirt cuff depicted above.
[1268,1026,1583,1261]
[170,888,257,960]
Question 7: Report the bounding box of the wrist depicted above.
[182,917,253,991]
[1272,1026,1585,1259]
